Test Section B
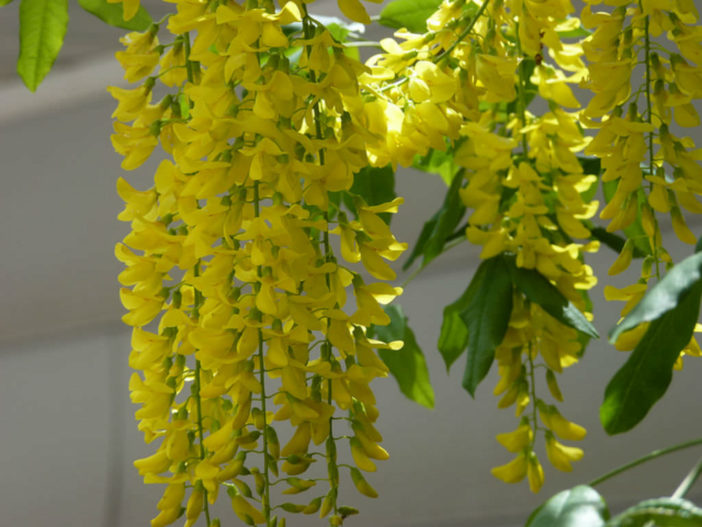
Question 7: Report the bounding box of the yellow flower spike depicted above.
[497,380,521,409]
[350,437,377,472]
[491,452,528,484]
[608,240,634,275]
[350,467,379,498]
[282,478,316,495]
[496,421,533,453]
[475,54,518,102]
[232,495,265,525]
[166,429,191,462]
[134,449,171,477]
[532,65,581,108]
[545,370,564,402]
[185,487,204,526]
[648,181,672,213]
[671,206,697,244]
[527,452,545,493]
[539,404,587,441]
[545,432,584,472]
[355,429,390,460]
[150,507,182,527]
[515,385,531,417]
[157,483,186,512]
[202,420,233,452]
[281,423,312,458]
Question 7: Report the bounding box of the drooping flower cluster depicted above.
[581,0,702,367]
[358,0,594,491]
[112,0,407,525]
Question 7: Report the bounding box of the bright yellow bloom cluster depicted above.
[359,0,594,492]
[112,1,406,525]
[582,0,702,367]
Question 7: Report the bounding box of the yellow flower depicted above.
[491,452,528,484]
[545,432,584,472]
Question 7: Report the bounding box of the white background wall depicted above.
[1,2,702,526]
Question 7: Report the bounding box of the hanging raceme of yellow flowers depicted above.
[581,0,702,367]
[108,0,702,511]
[112,0,406,525]
[358,0,595,492]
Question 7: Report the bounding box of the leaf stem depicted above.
[672,455,702,499]
[640,3,661,281]
[589,438,702,487]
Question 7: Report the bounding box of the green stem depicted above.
[514,23,529,157]
[253,180,272,524]
[526,344,538,450]
[672,455,702,499]
[640,4,661,281]
[589,438,702,487]
[194,360,212,525]
[302,8,339,518]
[436,0,490,62]
[183,32,194,84]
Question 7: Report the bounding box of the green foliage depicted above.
[601,280,702,435]
[17,0,69,91]
[437,282,472,371]
[369,305,435,409]
[606,498,702,527]
[378,0,443,33]
[403,170,466,271]
[443,254,597,396]
[413,147,460,187]
[460,256,513,397]
[507,257,599,339]
[78,0,153,31]
[609,251,702,343]
[345,164,396,223]
[526,486,609,527]
[0,0,14,6]
[556,19,592,39]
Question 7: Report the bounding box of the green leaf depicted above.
[402,210,439,271]
[379,0,443,32]
[588,225,648,259]
[18,0,69,91]
[557,21,592,39]
[609,251,702,344]
[0,0,15,6]
[420,169,467,268]
[460,256,513,397]
[601,281,702,435]
[370,305,435,409]
[606,498,702,527]
[526,486,608,527]
[78,0,152,30]
[412,146,459,186]
[284,15,364,38]
[578,155,602,177]
[507,257,599,339]
[347,164,396,223]
[437,281,473,371]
